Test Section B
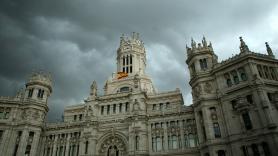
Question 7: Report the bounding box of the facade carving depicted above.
[0,33,278,156]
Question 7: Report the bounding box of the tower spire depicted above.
[202,36,207,47]
[239,36,250,53]
[265,42,274,57]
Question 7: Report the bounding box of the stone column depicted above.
[5,130,16,155]
[52,135,58,156]
[90,137,97,156]
[0,129,11,154]
[16,129,29,155]
[179,122,185,149]
[65,134,70,156]
[30,131,41,156]
[163,122,168,151]
[258,144,265,156]
[257,88,275,127]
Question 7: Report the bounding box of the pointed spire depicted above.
[265,42,274,57]
[191,38,196,49]
[202,36,207,47]
[239,36,250,53]
[120,34,125,45]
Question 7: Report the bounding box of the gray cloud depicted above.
[0,0,278,122]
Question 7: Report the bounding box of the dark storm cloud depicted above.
[1,0,278,121]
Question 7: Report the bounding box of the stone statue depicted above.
[90,80,97,97]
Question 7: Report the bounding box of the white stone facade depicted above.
[0,34,278,156]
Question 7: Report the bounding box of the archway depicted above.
[98,135,127,156]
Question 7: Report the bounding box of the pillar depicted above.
[30,131,41,156]
[65,134,70,156]
[16,129,29,155]
[163,122,168,151]
[52,135,58,156]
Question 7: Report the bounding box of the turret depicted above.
[186,37,218,79]
[24,71,52,103]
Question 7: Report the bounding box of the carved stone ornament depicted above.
[204,82,212,93]
[99,135,126,156]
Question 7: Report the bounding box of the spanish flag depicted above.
[117,72,128,79]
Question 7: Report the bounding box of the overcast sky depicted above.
[1,0,278,122]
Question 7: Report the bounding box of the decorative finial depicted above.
[202,36,207,47]
[265,42,274,57]
[120,34,125,45]
[239,36,249,53]
[191,38,196,49]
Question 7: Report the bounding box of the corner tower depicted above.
[24,72,52,103]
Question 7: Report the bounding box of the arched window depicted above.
[28,88,34,98]
[251,144,260,156]
[242,112,253,130]
[188,134,196,147]
[238,67,248,81]
[25,145,31,156]
[231,70,239,84]
[37,89,44,98]
[156,136,162,151]
[213,123,221,138]
[224,73,232,87]
[173,135,177,149]
[262,142,271,156]
[217,150,225,156]
[120,87,129,92]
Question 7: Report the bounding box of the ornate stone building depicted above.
[0,33,278,156]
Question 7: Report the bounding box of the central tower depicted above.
[117,32,146,76]
[102,32,155,95]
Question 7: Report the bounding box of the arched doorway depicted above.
[98,135,127,156]
[107,145,119,156]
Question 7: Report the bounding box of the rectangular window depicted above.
[74,115,77,121]
[152,104,156,110]
[101,106,104,115]
[246,95,253,104]
[156,136,162,151]
[130,55,132,64]
[28,88,33,98]
[213,123,221,138]
[135,136,139,150]
[159,103,163,110]
[0,130,3,140]
[119,103,122,113]
[126,56,129,65]
[123,57,125,66]
[130,66,132,73]
[85,141,89,154]
[123,67,125,73]
[126,67,129,73]
[125,102,129,112]
[242,112,253,130]
[0,108,4,119]
[107,105,110,114]
[79,114,82,121]
[231,100,237,110]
